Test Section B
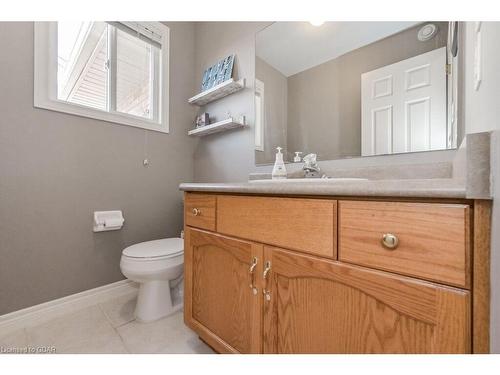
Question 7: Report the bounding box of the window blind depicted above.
[107,22,163,49]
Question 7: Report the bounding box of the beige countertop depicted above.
[180,132,495,200]
[179,178,468,199]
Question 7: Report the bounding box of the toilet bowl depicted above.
[120,238,184,322]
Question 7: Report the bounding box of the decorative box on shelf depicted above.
[188,78,245,106]
[188,117,246,137]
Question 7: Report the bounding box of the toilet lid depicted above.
[122,238,184,259]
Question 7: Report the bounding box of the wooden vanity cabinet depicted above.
[184,194,216,231]
[183,192,490,354]
[184,228,263,353]
[338,200,470,287]
[217,195,337,258]
[262,246,470,354]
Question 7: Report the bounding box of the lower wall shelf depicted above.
[188,118,246,137]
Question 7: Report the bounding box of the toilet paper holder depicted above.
[93,210,125,232]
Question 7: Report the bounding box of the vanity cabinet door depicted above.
[184,228,263,353]
[262,246,470,354]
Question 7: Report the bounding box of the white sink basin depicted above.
[249,177,368,183]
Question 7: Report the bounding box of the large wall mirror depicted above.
[254,22,462,165]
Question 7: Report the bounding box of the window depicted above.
[34,22,169,132]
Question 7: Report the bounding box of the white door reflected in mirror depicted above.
[361,47,447,156]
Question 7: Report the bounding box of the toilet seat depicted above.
[122,238,183,260]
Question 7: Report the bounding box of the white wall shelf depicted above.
[188,78,245,106]
[188,118,246,137]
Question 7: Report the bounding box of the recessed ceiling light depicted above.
[417,23,438,41]
[309,21,325,27]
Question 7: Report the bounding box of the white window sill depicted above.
[34,98,169,134]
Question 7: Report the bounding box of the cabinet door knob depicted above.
[192,208,201,216]
[381,233,399,250]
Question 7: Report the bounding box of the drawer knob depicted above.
[192,208,201,216]
[382,233,399,250]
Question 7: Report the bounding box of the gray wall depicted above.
[255,57,287,164]
[193,22,270,182]
[0,22,197,315]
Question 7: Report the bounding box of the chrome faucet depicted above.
[302,153,325,178]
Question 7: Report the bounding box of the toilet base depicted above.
[134,279,182,322]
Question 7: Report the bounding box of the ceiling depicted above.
[256,22,421,77]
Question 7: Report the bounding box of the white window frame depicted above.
[255,79,265,151]
[34,22,170,133]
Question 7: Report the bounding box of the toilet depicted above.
[120,238,184,322]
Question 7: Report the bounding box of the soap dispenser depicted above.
[294,152,303,163]
[272,147,287,180]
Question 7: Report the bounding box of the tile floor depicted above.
[0,292,214,354]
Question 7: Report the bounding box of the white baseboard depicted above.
[0,279,138,336]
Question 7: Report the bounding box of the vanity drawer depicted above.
[217,195,336,258]
[184,193,216,231]
[338,200,470,288]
